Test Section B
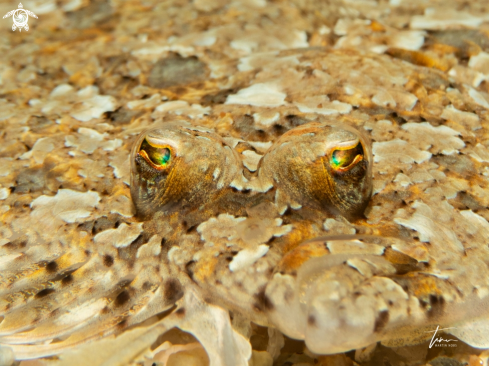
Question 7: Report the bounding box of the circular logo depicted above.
[12,9,28,27]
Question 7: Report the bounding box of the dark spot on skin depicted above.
[114,290,131,307]
[61,274,74,286]
[101,306,110,315]
[117,319,128,328]
[427,356,464,366]
[253,286,274,312]
[35,288,55,299]
[106,107,143,126]
[185,260,196,279]
[201,88,237,106]
[374,310,389,332]
[272,124,286,136]
[427,294,445,318]
[148,53,208,89]
[164,279,183,303]
[285,115,309,127]
[307,315,317,327]
[186,224,198,233]
[176,307,185,316]
[129,234,144,248]
[45,261,58,273]
[103,254,114,267]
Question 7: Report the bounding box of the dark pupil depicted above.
[140,140,171,167]
[331,143,363,168]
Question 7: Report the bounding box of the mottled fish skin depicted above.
[1,1,489,364]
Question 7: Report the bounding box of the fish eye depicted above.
[330,143,364,172]
[138,138,172,170]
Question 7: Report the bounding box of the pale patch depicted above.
[238,53,299,73]
[394,202,464,252]
[108,193,134,218]
[0,253,22,270]
[401,122,465,155]
[469,88,489,110]
[54,298,109,327]
[460,210,489,234]
[388,30,425,51]
[0,158,14,177]
[347,258,375,277]
[0,188,10,200]
[247,141,272,154]
[153,101,211,118]
[241,150,262,172]
[323,218,356,235]
[469,51,489,77]
[109,153,131,186]
[169,287,252,366]
[19,137,56,164]
[154,100,188,112]
[372,89,397,108]
[65,128,122,155]
[197,214,291,249]
[94,222,144,248]
[470,144,489,163]
[127,94,162,110]
[393,173,412,188]
[49,84,75,98]
[78,158,108,181]
[448,66,485,88]
[334,18,371,36]
[410,8,489,30]
[391,242,429,262]
[225,83,286,107]
[441,105,481,131]
[408,168,434,184]
[372,139,432,165]
[229,244,269,272]
[295,99,352,115]
[253,110,280,129]
[136,235,162,258]
[31,189,100,225]
[71,93,118,122]
[327,240,385,255]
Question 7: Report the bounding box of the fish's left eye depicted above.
[258,122,372,219]
[330,143,364,172]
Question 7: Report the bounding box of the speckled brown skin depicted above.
[1,0,489,365]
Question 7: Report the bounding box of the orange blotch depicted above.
[277,241,329,274]
[193,255,219,283]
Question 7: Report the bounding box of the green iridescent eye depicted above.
[330,143,364,172]
[138,139,172,170]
